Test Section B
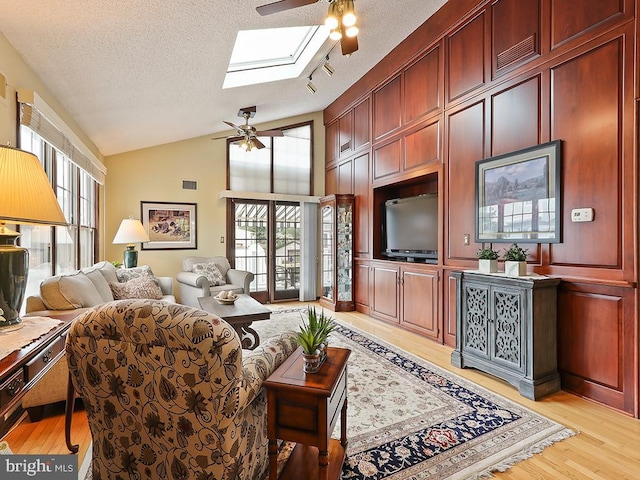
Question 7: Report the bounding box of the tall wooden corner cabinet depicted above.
[319,194,355,312]
[451,271,561,400]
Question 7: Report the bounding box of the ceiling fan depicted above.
[213,106,283,151]
[256,0,359,56]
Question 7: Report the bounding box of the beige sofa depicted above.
[22,261,175,420]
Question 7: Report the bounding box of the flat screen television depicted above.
[383,193,438,262]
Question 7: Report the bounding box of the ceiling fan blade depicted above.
[341,34,359,56]
[224,120,242,131]
[256,0,319,16]
[255,129,284,137]
[252,138,266,149]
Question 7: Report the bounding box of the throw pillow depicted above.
[116,265,157,283]
[110,275,163,300]
[192,262,226,286]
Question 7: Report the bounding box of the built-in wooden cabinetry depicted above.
[369,261,440,341]
[324,0,639,416]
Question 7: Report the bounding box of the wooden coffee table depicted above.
[264,346,351,480]
[197,294,271,349]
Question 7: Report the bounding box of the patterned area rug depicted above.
[256,308,575,479]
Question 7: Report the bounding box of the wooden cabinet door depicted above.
[401,267,439,339]
[353,152,369,256]
[353,98,370,151]
[371,263,399,323]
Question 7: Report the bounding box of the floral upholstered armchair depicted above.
[66,299,297,480]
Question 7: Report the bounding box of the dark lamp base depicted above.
[123,246,138,268]
[0,231,28,331]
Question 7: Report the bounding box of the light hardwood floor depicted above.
[3,302,639,479]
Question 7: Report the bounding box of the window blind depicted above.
[17,89,106,184]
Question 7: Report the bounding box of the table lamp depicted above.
[0,145,67,330]
[112,217,150,268]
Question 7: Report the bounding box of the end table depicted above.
[264,346,351,480]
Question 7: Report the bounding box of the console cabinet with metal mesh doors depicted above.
[451,271,561,400]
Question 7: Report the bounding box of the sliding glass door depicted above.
[232,200,300,303]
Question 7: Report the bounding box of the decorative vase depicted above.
[302,352,324,373]
[505,260,527,276]
[478,259,498,273]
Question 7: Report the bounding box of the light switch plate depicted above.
[571,208,594,222]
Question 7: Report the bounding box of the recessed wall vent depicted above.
[182,180,197,190]
[496,35,536,70]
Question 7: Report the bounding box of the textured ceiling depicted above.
[0,0,447,156]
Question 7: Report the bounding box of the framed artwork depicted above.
[140,201,197,250]
[475,140,561,243]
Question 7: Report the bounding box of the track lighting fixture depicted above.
[322,57,335,77]
[306,75,317,94]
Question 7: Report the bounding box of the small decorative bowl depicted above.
[214,294,238,305]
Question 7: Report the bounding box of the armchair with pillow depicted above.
[176,256,254,308]
[66,299,298,480]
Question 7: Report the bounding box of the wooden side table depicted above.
[264,346,351,480]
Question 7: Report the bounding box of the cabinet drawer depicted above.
[0,369,26,409]
[25,335,64,382]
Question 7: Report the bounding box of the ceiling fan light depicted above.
[342,0,356,27]
[329,27,342,41]
[345,25,359,37]
[325,2,339,30]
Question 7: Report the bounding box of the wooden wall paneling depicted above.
[337,159,353,194]
[338,110,353,158]
[444,270,458,347]
[354,260,370,313]
[403,45,442,125]
[404,119,441,172]
[445,100,486,263]
[446,10,487,103]
[353,98,370,151]
[372,138,402,182]
[491,0,541,78]
[550,0,628,49]
[549,37,626,268]
[325,165,337,195]
[353,153,370,256]
[373,75,402,141]
[557,282,635,415]
[490,75,541,156]
[326,121,339,166]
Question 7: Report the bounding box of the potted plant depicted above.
[476,246,499,273]
[503,243,528,276]
[297,307,336,373]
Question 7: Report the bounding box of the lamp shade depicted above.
[0,145,67,330]
[113,217,150,245]
[0,145,67,226]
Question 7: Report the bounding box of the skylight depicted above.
[223,26,329,89]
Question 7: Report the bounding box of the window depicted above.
[227,122,312,302]
[18,125,99,309]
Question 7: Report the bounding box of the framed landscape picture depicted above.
[475,140,561,243]
[141,201,197,250]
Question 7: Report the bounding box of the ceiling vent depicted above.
[182,180,197,190]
